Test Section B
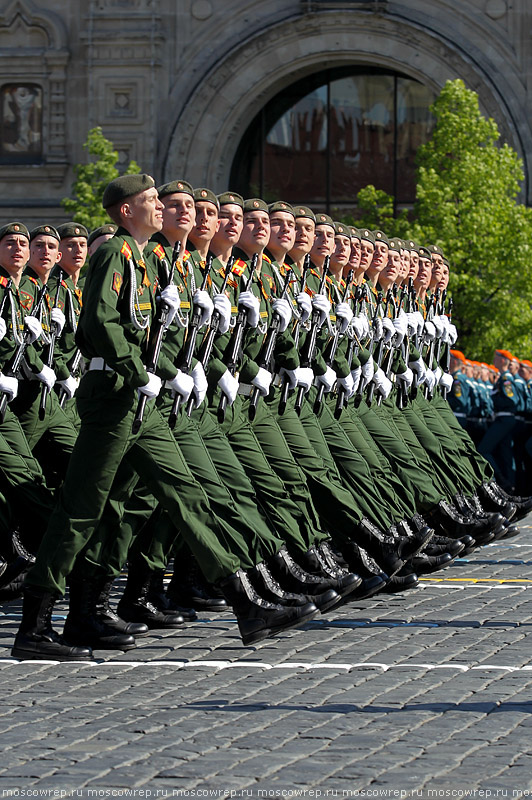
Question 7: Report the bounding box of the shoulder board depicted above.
[325,275,333,285]
[262,253,272,265]
[29,276,39,286]
[182,250,190,262]
[0,276,8,288]
[232,259,247,277]
[152,244,166,261]
[120,241,132,260]
[61,279,68,289]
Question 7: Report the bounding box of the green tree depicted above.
[412,79,532,361]
[342,184,410,238]
[61,127,141,230]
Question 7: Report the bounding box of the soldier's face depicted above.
[161,193,195,238]
[359,240,374,270]
[216,204,243,246]
[438,263,449,290]
[0,234,29,271]
[382,250,401,283]
[430,256,444,289]
[268,211,296,257]
[400,249,410,279]
[369,242,389,274]
[311,225,335,259]
[290,219,315,258]
[59,236,88,273]
[239,211,270,254]
[190,201,220,245]
[29,235,62,275]
[125,188,163,235]
[330,234,351,268]
[408,251,419,280]
[415,258,432,289]
[349,238,361,271]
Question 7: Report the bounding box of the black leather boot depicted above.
[430,500,495,545]
[167,557,228,612]
[353,518,428,577]
[63,578,136,651]
[117,561,185,629]
[12,589,93,662]
[423,534,465,558]
[147,569,197,622]
[290,546,362,599]
[379,572,419,593]
[267,548,341,608]
[250,561,339,613]
[218,569,318,646]
[403,551,454,575]
[95,578,149,637]
[479,481,532,521]
[339,542,388,598]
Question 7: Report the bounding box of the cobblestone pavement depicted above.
[1,520,532,799]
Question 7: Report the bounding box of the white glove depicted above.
[405,312,418,338]
[351,365,362,392]
[190,362,208,409]
[315,366,337,393]
[35,365,56,390]
[432,316,445,339]
[448,323,458,345]
[56,374,79,400]
[396,367,413,391]
[168,369,194,401]
[440,372,453,391]
[218,369,239,406]
[391,313,407,346]
[280,366,314,393]
[423,320,436,343]
[414,311,425,337]
[0,373,18,400]
[381,317,395,344]
[296,292,312,324]
[352,314,369,340]
[212,293,232,335]
[409,357,426,385]
[373,367,393,399]
[160,284,180,328]
[372,317,383,341]
[138,373,162,400]
[272,298,292,333]
[360,358,375,390]
[24,315,43,343]
[238,290,260,328]
[0,318,6,341]
[251,367,273,397]
[50,307,66,336]
[337,372,355,399]
[311,293,331,327]
[424,369,436,392]
[433,365,442,384]
[193,289,214,329]
[335,301,353,335]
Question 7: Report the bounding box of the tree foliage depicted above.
[61,127,141,230]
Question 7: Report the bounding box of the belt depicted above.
[238,383,253,397]
[88,357,114,372]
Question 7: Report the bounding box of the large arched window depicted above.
[230,67,436,213]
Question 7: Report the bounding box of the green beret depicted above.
[333,221,350,237]
[359,228,375,245]
[268,201,295,217]
[418,246,432,260]
[314,213,335,229]
[158,179,194,199]
[243,198,269,213]
[293,206,316,223]
[102,173,155,209]
[373,230,389,246]
[443,256,450,266]
[429,244,444,256]
[217,191,244,208]
[87,224,117,248]
[30,224,60,242]
[56,222,89,240]
[0,221,30,242]
[194,187,220,210]
[388,238,401,253]
[349,226,361,240]
[407,240,419,253]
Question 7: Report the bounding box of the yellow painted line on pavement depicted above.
[420,577,532,584]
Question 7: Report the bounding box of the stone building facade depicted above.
[0,0,530,225]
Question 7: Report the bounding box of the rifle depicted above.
[395,284,410,410]
[423,287,441,399]
[132,241,180,434]
[168,254,213,428]
[248,268,292,421]
[313,269,354,414]
[278,253,311,415]
[58,348,83,408]
[0,281,48,423]
[38,269,64,420]
[184,256,234,418]
[408,278,420,399]
[294,255,330,416]
[353,288,381,408]
[365,290,392,406]
[217,253,257,423]
[441,295,453,400]
[334,283,363,419]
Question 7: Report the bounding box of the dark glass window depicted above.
[230,67,435,214]
[0,84,43,164]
